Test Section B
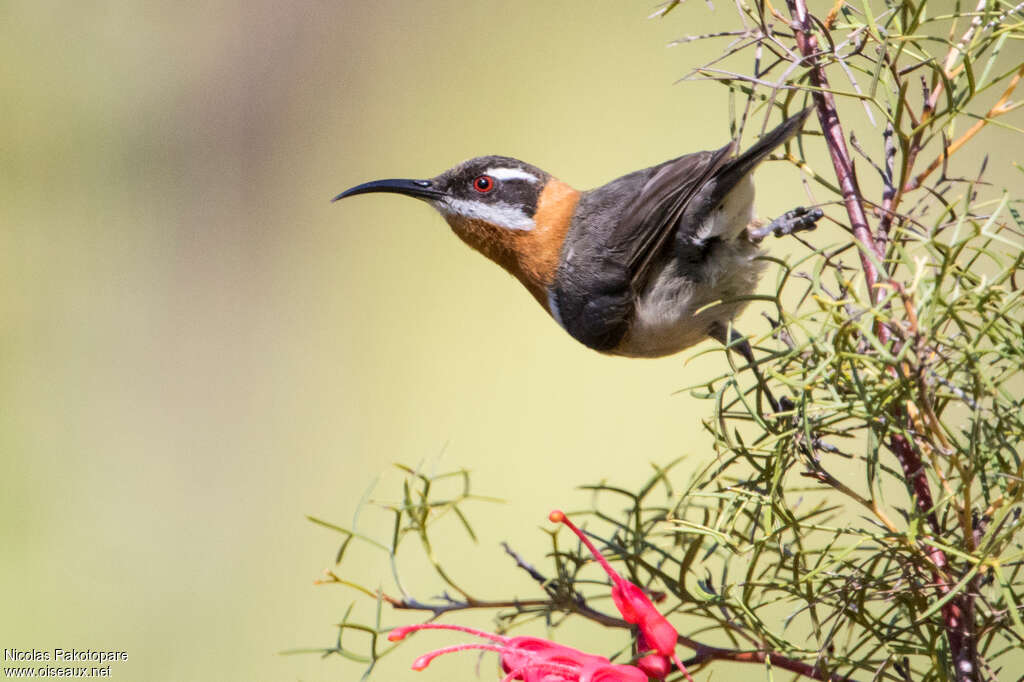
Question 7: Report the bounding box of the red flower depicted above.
[387,511,697,681]
[549,510,693,682]
[388,623,647,682]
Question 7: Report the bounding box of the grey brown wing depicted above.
[549,109,811,352]
[609,107,812,292]
[603,143,735,293]
[547,148,731,353]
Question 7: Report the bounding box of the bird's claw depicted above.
[749,206,823,241]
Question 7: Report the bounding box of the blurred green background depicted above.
[1,2,1020,681]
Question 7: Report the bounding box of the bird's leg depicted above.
[708,323,780,414]
[748,206,823,242]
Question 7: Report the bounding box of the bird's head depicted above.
[335,156,580,305]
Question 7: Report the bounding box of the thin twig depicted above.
[785,0,886,306]
[905,64,1024,191]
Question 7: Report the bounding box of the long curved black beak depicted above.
[332,178,444,202]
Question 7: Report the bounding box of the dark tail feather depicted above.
[728,107,812,180]
[687,108,812,218]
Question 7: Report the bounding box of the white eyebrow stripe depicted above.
[485,167,540,183]
[438,198,535,231]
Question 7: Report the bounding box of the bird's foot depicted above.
[749,206,823,242]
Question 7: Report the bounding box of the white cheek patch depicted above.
[438,198,536,231]
[485,167,540,184]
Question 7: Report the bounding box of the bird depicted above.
[333,109,820,367]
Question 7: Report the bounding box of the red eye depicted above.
[473,175,494,193]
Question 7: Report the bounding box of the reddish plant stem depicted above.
[783,2,974,679]
[890,433,974,680]
[683,641,853,682]
[784,0,886,309]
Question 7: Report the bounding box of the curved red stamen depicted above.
[550,510,680,658]
[411,643,506,670]
[548,510,626,587]
[388,622,511,643]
